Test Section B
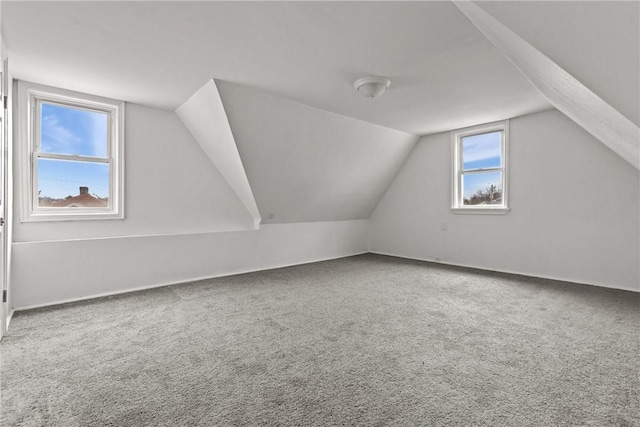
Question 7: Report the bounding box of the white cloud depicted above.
[41,108,108,157]
[462,132,501,163]
[41,115,81,153]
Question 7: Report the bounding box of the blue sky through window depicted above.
[462,171,502,200]
[38,159,109,199]
[461,131,503,201]
[38,103,109,199]
[462,131,501,170]
[41,103,107,157]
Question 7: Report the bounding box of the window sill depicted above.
[451,207,510,215]
[22,211,124,223]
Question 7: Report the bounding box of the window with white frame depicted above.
[452,120,509,214]
[18,81,124,221]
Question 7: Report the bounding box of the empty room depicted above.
[0,1,638,426]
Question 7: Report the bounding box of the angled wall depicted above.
[216,81,419,223]
[176,80,261,228]
[10,78,420,310]
[13,102,255,242]
[369,109,639,292]
[11,100,369,309]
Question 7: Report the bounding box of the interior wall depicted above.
[216,81,418,224]
[12,220,368,309]
[176,80,261,226]
[10,97,369,309]
[369,109,640,292]
[13,101,256,242]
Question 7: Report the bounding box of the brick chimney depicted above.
[79,186,89,195]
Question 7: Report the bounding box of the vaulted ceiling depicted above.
[2,1,556,136]
[478,1,639,127]
[2,1,638,224]
[4,1,637,134]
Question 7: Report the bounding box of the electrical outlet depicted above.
[440,222,447,230]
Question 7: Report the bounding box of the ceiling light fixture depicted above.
[353,76,391,99]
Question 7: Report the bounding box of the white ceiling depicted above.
[216,81,418,223]
[3,1,637,224]
[479,1,639,127]
[2,1,555,136]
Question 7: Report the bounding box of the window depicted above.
[18,81,124,221]
[451,120,509,214]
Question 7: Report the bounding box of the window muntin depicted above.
[452,121,508,213]
[19,81,124,221]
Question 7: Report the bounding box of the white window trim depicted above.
[17,81,125,222]
[451,120,509,215]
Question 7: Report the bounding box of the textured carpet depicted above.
[1,254,638,426]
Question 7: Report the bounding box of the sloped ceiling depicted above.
[2,1,638,224]
[216,81,418,224]
[455,1,639,170]
[176,80,261,227]
[1,1,550,135]
[477,1,639,127]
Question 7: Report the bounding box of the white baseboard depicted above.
[369,250,639,293]
[15,250,369,312]
[15,249,636,313]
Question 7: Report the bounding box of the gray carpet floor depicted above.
[1,254,638,426]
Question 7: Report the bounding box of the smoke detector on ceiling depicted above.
[353,76,391,99]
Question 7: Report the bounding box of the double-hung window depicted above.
[19,81,124,221]
[451,120,509,214]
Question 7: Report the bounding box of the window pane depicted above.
[462,131,502,170]
[37,158,109,208]
[462,171,502,205]
[40,102,108,158]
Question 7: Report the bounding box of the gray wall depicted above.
[217,81,418,224]
[11,102,368,309]
[369,109,639,291]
